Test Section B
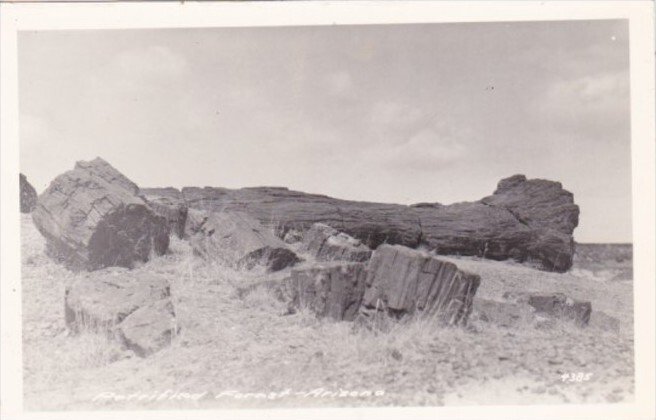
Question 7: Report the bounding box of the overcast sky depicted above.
[18,20,631,243]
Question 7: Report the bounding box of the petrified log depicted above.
[140,187,188,239]
[301,223,372,262]
[189,211,301,272]
[180,174,579,272]
[32,158,170,271]
[361,245,480,326]
[20,173,38,213]
[65,269,178,357]
[288,262,367,321]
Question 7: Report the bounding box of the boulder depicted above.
[64,269,178,356]
[362,245,480,326]
[32,158,170,271]
[527,293,591,326]
[117,299,178,357]
[189,211,300,272]
[141,187,188,239]
[287,262,367,321]
[20,173,38,213]
[179,174,579,272]
[301,223,372,262]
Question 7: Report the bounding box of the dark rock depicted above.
[189,211,300,272]
[20,173,38,213]
[528,293,591,326]
[283,228,303,244]
[32,158,170,271]
[141,187,188,239]
[301,223,372,262]
[179,174,579,272]
[64,270,177,356]
[287,262,367,321]
[361,245,480,326]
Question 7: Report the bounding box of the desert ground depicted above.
[21,213,634,410]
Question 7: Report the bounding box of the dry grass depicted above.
[20,214,635,410]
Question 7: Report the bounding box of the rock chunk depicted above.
[288,262,367,321]
[118,299,178,357]
[32,158,170,271]
[65,270,178,356]
[20,173,38,213]
[362,245,480,326]
[302,223,372,262]
[189,211,300,272]
[528,293,591,326]
[141,187,188,239]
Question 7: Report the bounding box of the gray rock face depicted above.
[20,173,38,213]
[141,187,188,239]
[362,245,480,326]
[31,158,170,271]
[117,299,178,357]
[180,174,579,272]
[64,270,178,356]
[189,211,301,272]
[301,223,372,262]
[287,262,367,321]
[528,293,592,326]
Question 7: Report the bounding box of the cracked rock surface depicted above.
[189,210,301,272]
[65,269,178,357]
[31,158,170,271]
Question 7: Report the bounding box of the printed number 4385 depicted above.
[560,372,593,382]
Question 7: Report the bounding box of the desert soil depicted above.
[20,215,634,410]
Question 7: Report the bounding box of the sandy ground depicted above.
[20,215,634,410]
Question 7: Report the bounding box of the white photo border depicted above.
[1,2,654,419]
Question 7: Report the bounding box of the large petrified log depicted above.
[361,245,480,326]
[189,210,300,272]
[65,269,178,357]
[32,158,170,271]
[180,174,579,272]
[20,173,38,213]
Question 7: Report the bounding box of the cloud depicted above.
[114,45,188,80]
[373,126,467,171]
[365,101,468,171]
[538,70,630,137]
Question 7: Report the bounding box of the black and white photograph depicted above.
[1,2,654,419]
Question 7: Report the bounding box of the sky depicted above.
[18,20,631,243]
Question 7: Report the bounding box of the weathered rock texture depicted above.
[288,262,367,321]
[31,158,170,271]
[141,187,188,239]
[528,293,592,326]
[65,270,178,357]
[301,223,372,262]
[20,173,38,213]
[362,245,480,326]
[189,211,301,272]
[180,174,579,272]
